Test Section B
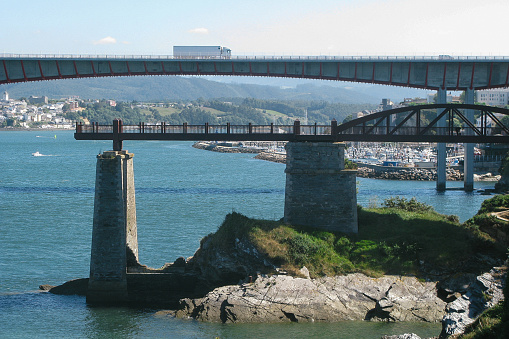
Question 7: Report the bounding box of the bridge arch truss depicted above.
[335,104,509,144]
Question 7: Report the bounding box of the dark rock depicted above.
[173,257,186,267]
[437,273,477,302]
[39,284,55,291]
[49,278,89,296]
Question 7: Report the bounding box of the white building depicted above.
[476,88,509,107]
[2,91,8,101]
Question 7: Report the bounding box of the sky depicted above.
[3,0,509,57]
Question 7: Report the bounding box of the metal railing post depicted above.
[331,119,338,135]
[113,119,122,151]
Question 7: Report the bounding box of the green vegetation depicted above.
[450,194,509,339]
[205,196,507,279]
[463,195,509,253]
[459,302,508,338]
[64,98,376,125]
[344,158,358,170]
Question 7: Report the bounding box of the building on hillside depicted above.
[381,98,393,111]
[402,97,427,105]
[427,92,456,103]
[69,101,79,111]
[476,88,509,107]
[29,96,48,105]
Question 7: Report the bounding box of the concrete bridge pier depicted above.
[436,88,448,191]
[284,142,358,233]
[464,88,475,191]
[87,150,139,304]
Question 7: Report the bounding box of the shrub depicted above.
[477,194,509,214]
[382,196,434,213]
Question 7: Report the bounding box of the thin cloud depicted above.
[93,36,117,45]
[188,28,209,34]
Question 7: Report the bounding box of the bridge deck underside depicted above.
[2,58,509,90]
[74,132,509,144]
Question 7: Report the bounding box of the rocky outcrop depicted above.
[174,274,447,323]
[254,151,286,164]
[441,267,506,336]
[192,142,261,154]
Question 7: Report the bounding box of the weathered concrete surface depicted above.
[174,274,446,323]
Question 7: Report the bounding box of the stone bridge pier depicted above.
[284,142,358,233]
[87,150,139,304]
[86,143,359,304]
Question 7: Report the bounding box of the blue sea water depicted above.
[0,130,495,338]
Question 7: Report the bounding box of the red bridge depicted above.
[3,54,509,90]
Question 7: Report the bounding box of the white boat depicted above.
[32,151,43,156]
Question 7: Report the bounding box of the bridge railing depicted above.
[4,53,509,61]
[76,122,315,135]
[76,122,503,137]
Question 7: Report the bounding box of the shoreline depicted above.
[0,127,75,132]
[193,141,501,182]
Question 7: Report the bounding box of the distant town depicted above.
[2,88,509,129]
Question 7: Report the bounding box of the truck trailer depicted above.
[173,46,231,59]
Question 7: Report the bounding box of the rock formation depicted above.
[174,274,446,323]
[441,267,506,336]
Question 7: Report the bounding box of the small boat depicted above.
[32,151,43,156]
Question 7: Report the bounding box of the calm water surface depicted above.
[1,130,495,338]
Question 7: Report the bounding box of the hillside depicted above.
[2,75,393,104]
[63,98,376,125]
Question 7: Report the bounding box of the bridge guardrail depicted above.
[77,123,503,137]
[3,53,509,61]
[77,123,308,135]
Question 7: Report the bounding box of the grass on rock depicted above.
[205,196,507,279]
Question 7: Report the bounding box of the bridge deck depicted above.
[4,54,509,90]
[75,110,509,151]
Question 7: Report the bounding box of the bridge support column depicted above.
[464,88,475,191]
[436,88,447,191]
[87,150,139,304]
[284,142,358,233]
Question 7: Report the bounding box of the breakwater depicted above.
[193,142,500,181]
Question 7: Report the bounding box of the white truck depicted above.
[173,46,231,59]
